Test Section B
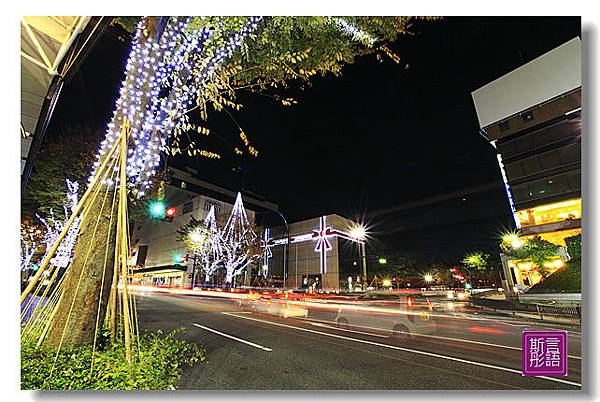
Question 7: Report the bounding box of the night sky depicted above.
[45,16,581,263]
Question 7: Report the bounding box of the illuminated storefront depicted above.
[516,198,581,228]
[506,255,567,288]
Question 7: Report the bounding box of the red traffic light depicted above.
[165,207,176,218]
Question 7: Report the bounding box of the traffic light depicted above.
[173,254,183,265]
[148,200,176,222]
[165,206,176,222]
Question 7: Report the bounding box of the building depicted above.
[471,37,582,291]
[128,167,278,287]
[265,214,366,291]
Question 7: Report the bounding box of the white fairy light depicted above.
[36,180,82,268]
[221,192,259,285]
[329,17,377,46]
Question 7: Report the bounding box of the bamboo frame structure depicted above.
[21,117,138,376]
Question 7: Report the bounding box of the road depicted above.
[135,290,582,390]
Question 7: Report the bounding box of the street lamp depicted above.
[350,224,368,291]
[424,274,434,284]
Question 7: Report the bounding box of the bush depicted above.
[527,260,581,294]
[565,234,581,261]
[21,328,204,390]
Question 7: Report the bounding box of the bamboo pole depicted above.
[20,137,121,305]
[119,118,132,364]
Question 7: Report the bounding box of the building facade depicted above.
[265,214,366,291]
[472,37,582,291]
[128,167,277,287]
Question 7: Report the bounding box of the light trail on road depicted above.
[222,312,581,388]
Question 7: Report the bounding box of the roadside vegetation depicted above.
[21,328,203,390]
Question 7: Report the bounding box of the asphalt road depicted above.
[135,291,582,390]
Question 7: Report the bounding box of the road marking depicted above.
[296,316,582,360]
[192,323,273,352]
[223,313,581,388]
[309,322,389,338]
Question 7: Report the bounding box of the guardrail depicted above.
[470,297,581,321]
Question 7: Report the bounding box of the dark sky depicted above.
[46,16,581,263]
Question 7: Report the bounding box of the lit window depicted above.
[516,198,581,227]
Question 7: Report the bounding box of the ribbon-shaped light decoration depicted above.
[312,216,333,274]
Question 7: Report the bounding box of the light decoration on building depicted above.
[220,192,259,284]
[260,228,273,278]
[89,16,263,194]
[328,17,377,47]
[492,141,520,228]
[261,215,366,276]
[36,180,82,268]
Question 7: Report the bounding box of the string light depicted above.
[221,192,259,284]
[329,17,377,46]
[36,180,81,268]
[90,17,263,193]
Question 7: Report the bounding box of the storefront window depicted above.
[516,198,581,227]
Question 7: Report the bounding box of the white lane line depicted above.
[309,322,389,338]
[296,316,582,360]
[193,323,273,352]
[223,313,581,388]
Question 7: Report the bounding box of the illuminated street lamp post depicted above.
[350,225,367,291]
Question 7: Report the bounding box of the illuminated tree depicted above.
[221,193,260,285]
[36,180,81,268]
[461,252,490,284]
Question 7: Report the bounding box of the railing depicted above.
[470,297,581,320]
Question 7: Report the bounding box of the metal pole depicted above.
[361,242,367,291]
[191,255,197,289]
[272,210,289,289]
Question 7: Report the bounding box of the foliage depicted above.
[527,259,581,294]
[462,252,489,271]
[22,124,101,221]
[512,236,559,277]
[564,234,581,261]
[21,328,204,390]
[169,16,427,159]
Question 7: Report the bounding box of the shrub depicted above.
[21,328,204,390]
[565,234,582,261]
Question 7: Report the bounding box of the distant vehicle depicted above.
[334,293,436,341]
[239,295,308,319]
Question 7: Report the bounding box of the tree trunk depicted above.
[45,189,117,348]
[43,17,170,348]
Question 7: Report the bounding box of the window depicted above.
[183,201,193,214]
[516,198,581,227]
[135,245,149,267]
[204,201,222,214]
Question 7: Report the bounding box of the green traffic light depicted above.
[378,257,387,264]
[149,201,166,218]
[173,254,183,264]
